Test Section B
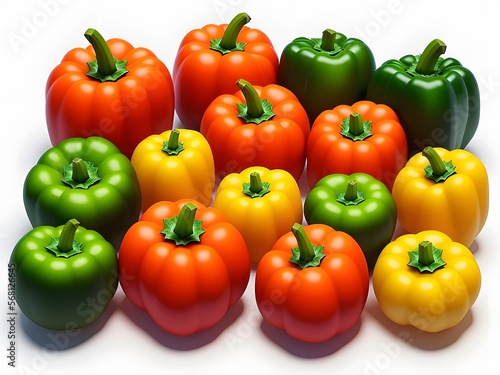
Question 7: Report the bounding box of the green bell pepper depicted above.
[366,38,480,156]
[278,28,375,123]
[9,219,118,330]
[304,172,397,272]
[23,136,142,250]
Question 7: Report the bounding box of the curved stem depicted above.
[422,146,447,176]
[320,29,336,52]
[348,113,364,136]
[291,223,315,262]
[58,219,80,253]
[84,28,116,76]
[344,180,358,202]
[173,203,197,240]
[72,158,89,183]
[167,129,180,150]
[418,241,434,266]
[219,12,251,50]
[415,39,446,75]
[237,79,264,118]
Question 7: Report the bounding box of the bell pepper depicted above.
[9,219,118,330]
[173,12,279,130]
[255,223,369,343]
[366,39,480,155]
[118,199,250,336]
[131,129,215,211]
[213,166,303,263]
[200,79,310,181]
[306,100,407,191]
[392,146,489,247]
[46,28,175,158]
[23,136,142,250]
[278,28,376,123]
[304,172,397,272]
[372,230,481,332]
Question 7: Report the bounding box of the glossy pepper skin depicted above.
[23,136,142,250]
[392,146,488,247]
[10,219,118,330]
[173,12,279,130]
[366,39,480,156]
[304,172,397,272]
[131,129,215,211]
[213,166,303,263]
[372,230,481,333]
[306,100,407,191]
[278,29,376,123]
[118,199,250,336]
[255,223,369,343]
[46,28,174,158]
[200,79,310,181]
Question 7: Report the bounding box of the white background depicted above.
[1,0,498,374]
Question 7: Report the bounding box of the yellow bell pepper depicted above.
[131,129,215,211]
[372,230,481,333]
[213,166,303,263]
[392,146,488,247]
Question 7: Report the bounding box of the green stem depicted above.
[291,223,315,262]
[415,39,446,75]
[173,203,197,239]
[249,172,263,194]
[219,12,251,50]
[237,79,263,118]
[422,146,447,177]
[344,180,358,202]
[167,129,180,150]
[72,158,89,183]
[320,29,336,52]
[57,219,80,253]
[418,241,434,266]
[348,113,364,137]
[84,28,117,76]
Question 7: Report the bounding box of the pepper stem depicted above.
[422,146,447,176]
[57,219,80,253]
[249,172,263,194]
[418,241,434,266]
[219,13,251,50]
[71,158,90,183]
[237,79,264,118]
[84,28,117,76]
[291,223,315,262]
[349,113,364,137]
[415,39,447,75]
[344,180,358,202]
[173,203,197,239]
[320,29,336,52]
[167,129,180,150]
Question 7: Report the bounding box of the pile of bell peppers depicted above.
[8,11,489,347]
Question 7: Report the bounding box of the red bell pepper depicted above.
[307,100,407,191]
[119,199,250,336]
[173,12,279,130]
[255,223,369,343]
[46,28,175,158]
[200,79,309,181]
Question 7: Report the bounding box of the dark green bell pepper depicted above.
[304,172,397,272]
[9,219,118,330]
[23,136,142,250]
[278,28,375,123]
[366,38,480,156]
